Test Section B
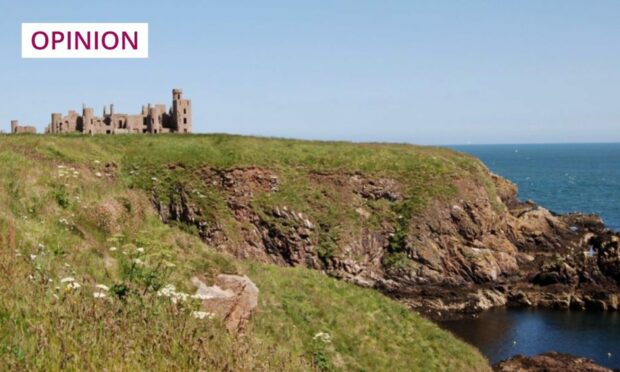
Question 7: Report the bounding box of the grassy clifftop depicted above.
[0,134,491,370]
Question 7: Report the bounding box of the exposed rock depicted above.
[192,274,259,333]
[150,166,620,320]
[493,352,612,372]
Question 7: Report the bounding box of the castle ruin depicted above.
[7,89,192,135]
[10,120,37,134]
[46,89,191,134]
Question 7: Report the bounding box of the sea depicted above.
[442,143,620,368]
[452,143,620,231]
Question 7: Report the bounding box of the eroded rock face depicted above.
[151,166,620,320]
[493,352,612,372]
[192,274,259,333]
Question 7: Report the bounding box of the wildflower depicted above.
[60,277,75,283]
[30,254,37,261]
[157,284,177,297]
[66,282,81,290]
[157,284,189,304]
[95,284,110,291]
[191,293,212,300]
[94,160,101,164]
[109,246,118,252]
[136,247,145,253]
[57,165,65,169]
[133,258,144,265]
[313,332,332,343]
[38,243,45,250]
[95,172,102,177]
[93,292,107,299]
[192,311,215,320]
[151,177,158,182]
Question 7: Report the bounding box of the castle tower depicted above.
[10,120,18,134]
[83,107,94,134]
[148,104,165,134]
[172,89,192,133]
[51,113,62,134]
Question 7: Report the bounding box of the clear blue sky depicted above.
[1,0,620,144]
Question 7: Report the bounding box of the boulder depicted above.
[192,274,259,333]
[494,352,611,372]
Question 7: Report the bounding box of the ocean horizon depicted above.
[451,142,620,231]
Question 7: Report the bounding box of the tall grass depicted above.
[0,134,492,371]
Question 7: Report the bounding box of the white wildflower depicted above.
[313,332,332,343]
[191,293,212,300]
[95,172,102,177]
[157,284,177,297]
[95,284,110,291]
[94,160,101,164]
[136,247,145,253]
[30,254,37,261]
[133,258,144,265]
[151,177,158,181]
[93,292,107,299]
[192,311,215,320]
[109,246,118,252]
[66,282,81,290]
[60,277,75,283]
[157,284,189,304]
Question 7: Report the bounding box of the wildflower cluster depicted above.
[313,332,332,343]
[156,284,211,304]
[56,165,80,179]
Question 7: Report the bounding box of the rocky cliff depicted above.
[143,155,620,320]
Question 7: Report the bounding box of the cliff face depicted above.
[146,159,620,319]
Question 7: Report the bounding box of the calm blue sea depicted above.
[451,143,620,231]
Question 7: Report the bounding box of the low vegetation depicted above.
[0,134,491,370]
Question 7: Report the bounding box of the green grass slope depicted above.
[0,134,491,371]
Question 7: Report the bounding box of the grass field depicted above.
[0,134,491,370]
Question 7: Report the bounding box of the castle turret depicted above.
[51,113,62,134]
[11,120,18,134]
[172,88,192,133]
[83,107,94,134]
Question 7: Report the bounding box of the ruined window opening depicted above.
[183,118,187,124]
